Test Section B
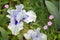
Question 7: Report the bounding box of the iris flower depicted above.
[24,28,47,40]
[7,4,36,35]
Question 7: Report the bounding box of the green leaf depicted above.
[59,0,60,13]
[58,34,60,40]
[45,1,60,27]
[0,27,8,40]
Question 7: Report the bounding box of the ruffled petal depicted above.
[32,37,41,40]
[41,33,47,40]
[7,9,15,15]
[24,10,37,23]
[24,33,31,39]
[15,4,24,11]
[24,27,47,40]
[32,33,47,40]
[15,10,26,22]
[27,30,34,34]
[24,30,34,39]
[8,22,23,35]
[15,12,23,22]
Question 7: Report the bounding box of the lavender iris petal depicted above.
[23,15,29,20]
[15,4,24,11]
[13,10,22,25]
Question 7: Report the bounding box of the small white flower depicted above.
[24,27,47,40]
[7,4,37,35]
[49,15,54,20]
[47,21,52,26]
[4,4,9,8]
[43,25,48,30]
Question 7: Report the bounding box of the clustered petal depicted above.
[7,4,37,35]
[24,27,47,40]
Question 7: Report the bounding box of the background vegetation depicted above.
[0,0,59,40]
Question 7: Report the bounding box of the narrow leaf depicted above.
[45,1,60,27]
[0,27,8,40]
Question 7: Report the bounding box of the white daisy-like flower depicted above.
[7,4,37,35]
[24,27,47,40]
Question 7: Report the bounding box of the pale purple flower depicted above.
[4,4,9,8]
[24,27,47,40]
[49,15,54,20]
[43,25,48,30]
[7,4,36,35]
[47,21,52,26]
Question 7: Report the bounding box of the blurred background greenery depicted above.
[0,0,59,40]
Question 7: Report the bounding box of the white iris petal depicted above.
[15,4,24,11]
[41,33,47,40]
[24,10,37,23]
[8,22,23,35]
[16,12,24,22]
[24,33,31,39]
[24,27,47,40]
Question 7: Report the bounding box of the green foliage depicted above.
[0,27,8,40]
[58,34,60,40]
